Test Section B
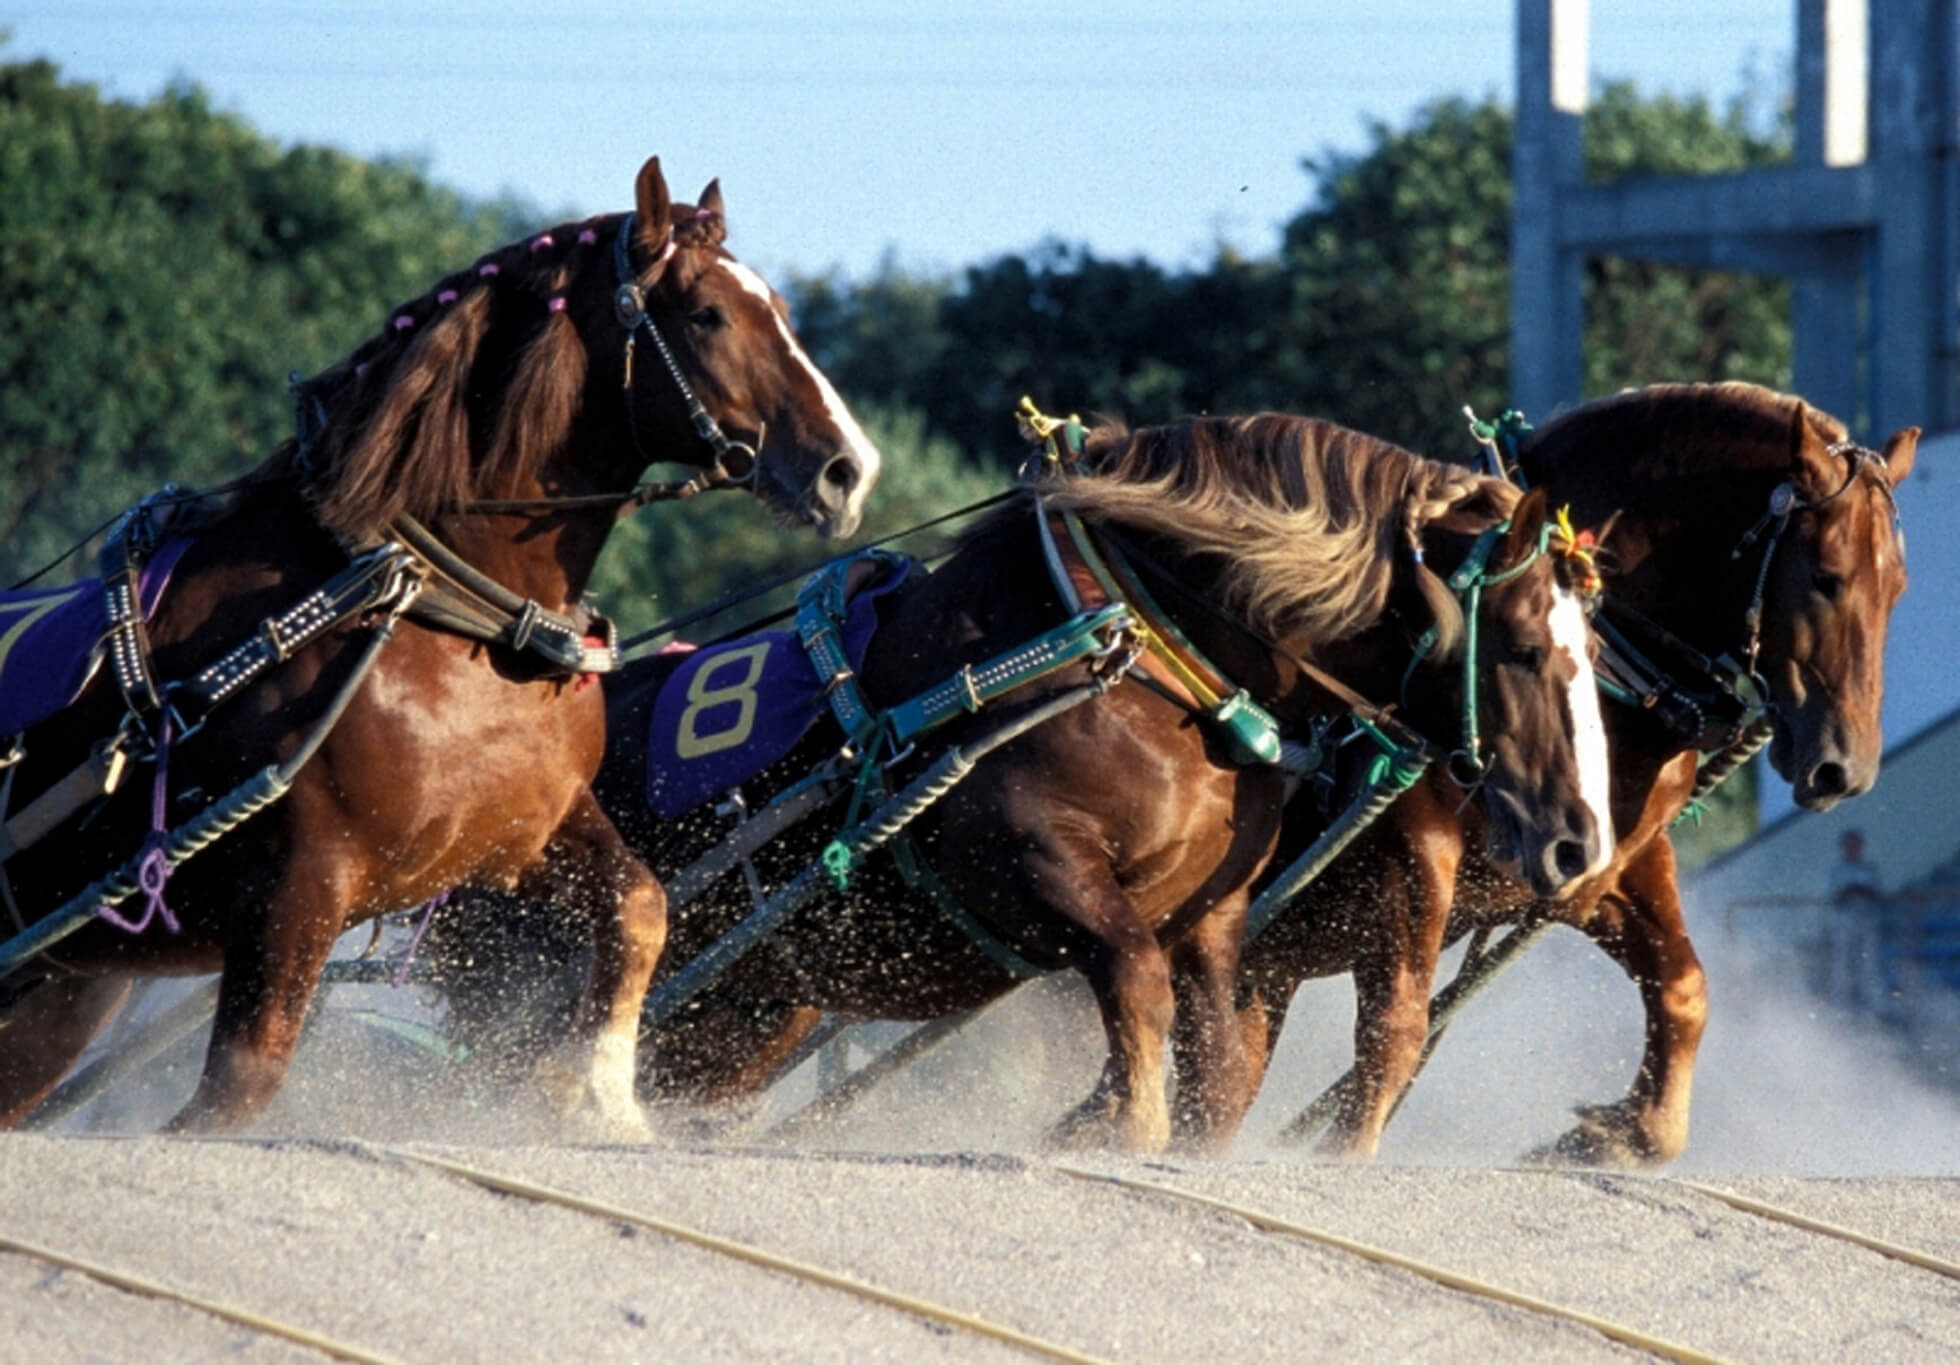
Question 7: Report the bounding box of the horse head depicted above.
[1404,484,1615,898]
[617,158,880,537]
[295,154,879,556]
[1755,409,1916,809]
[1521,383,1916,817]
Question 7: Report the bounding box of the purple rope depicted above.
[392,892,448,987]
[96,714,180,935]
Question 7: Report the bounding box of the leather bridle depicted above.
[456,212,762,517]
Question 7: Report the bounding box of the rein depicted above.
[1400,518,1564,786]
[611,212,760,488]
[1471,406,1893,756]
[370,212,804,673]
[1597,436,1892,753]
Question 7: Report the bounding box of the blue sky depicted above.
[8,1,1796,281]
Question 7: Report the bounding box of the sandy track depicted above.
[7,910,1960,1362]
[3,1133,1958,1364]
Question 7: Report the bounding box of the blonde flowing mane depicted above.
[1038,413,1518,650]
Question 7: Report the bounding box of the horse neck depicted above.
[427,505,616,612]
[423,401,646,610]
[1534,442,1773,657]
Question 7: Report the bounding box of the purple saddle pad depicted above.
[0,537,194,736]
[644,561,907,818]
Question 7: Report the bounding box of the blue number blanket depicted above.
[643,556,913,818]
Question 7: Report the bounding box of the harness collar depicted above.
[1035,500,1282,766]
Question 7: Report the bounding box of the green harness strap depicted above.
[803,547,1133,904]
[1244,720,1432,944]
[1400,518,1545,779]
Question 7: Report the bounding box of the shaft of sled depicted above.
[766,1010,981,1142]
[0,617,395,980]
[663,774,849,914]
[25,979,223,1129]
[1275,920,1551,1146]
[0,764,292,977]
[648,859,834,1028]
[1690,717,1773,804]
[647,678,1113,1029]
[1244,758,1431,945]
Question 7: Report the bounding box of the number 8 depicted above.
[675,642,771,759]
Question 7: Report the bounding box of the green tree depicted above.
[588,402,1010,640]
[0,57,519,584]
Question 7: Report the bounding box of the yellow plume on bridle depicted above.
[1551,504,1603,599]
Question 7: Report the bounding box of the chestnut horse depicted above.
[524,413,1613,1153]
[0,155,880,1135]
[1171,382,1915,1163]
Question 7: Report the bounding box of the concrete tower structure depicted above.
[1512,0,1958,440]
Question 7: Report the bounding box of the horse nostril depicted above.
[1553,838,1590,882]
[1808,762,1849,799]
[821,455,859,495]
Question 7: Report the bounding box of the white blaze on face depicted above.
[1549,585,1615,878]
[720,259,883,524]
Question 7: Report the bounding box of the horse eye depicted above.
[687,305,724,330]
[1812,571,1844,602]
[1510,643,1546,672]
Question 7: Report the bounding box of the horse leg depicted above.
[0,974,135,1128]
[1326,835,1459,1159]
[1039,874,1177,1154]
[1167,897,1256,1153]
[1048,936,1175,1153]
[521,788,665,1141]
[1538,835,1705,1166]
[168,856,351,1133]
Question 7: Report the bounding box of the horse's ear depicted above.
[697,178,725,222]
[634,156,675,265]
[1881,426,1921,487]
[1502,487,1551,566]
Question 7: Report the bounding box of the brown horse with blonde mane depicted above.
[1170,382,1915,1163]
[489,411,1615,1153]
[0,155,880,1135]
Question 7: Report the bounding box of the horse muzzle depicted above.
[1772,711,1879,812]
[1484,787,1610,901]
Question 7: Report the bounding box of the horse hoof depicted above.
[1522,1104,1655,1169]
[576,1104,655,1145]
[1042,1105,1169,1155]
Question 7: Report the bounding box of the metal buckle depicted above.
[613,283,646,330]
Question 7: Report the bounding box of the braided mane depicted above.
[1033,413,1518,650]
[264,202,728,541]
